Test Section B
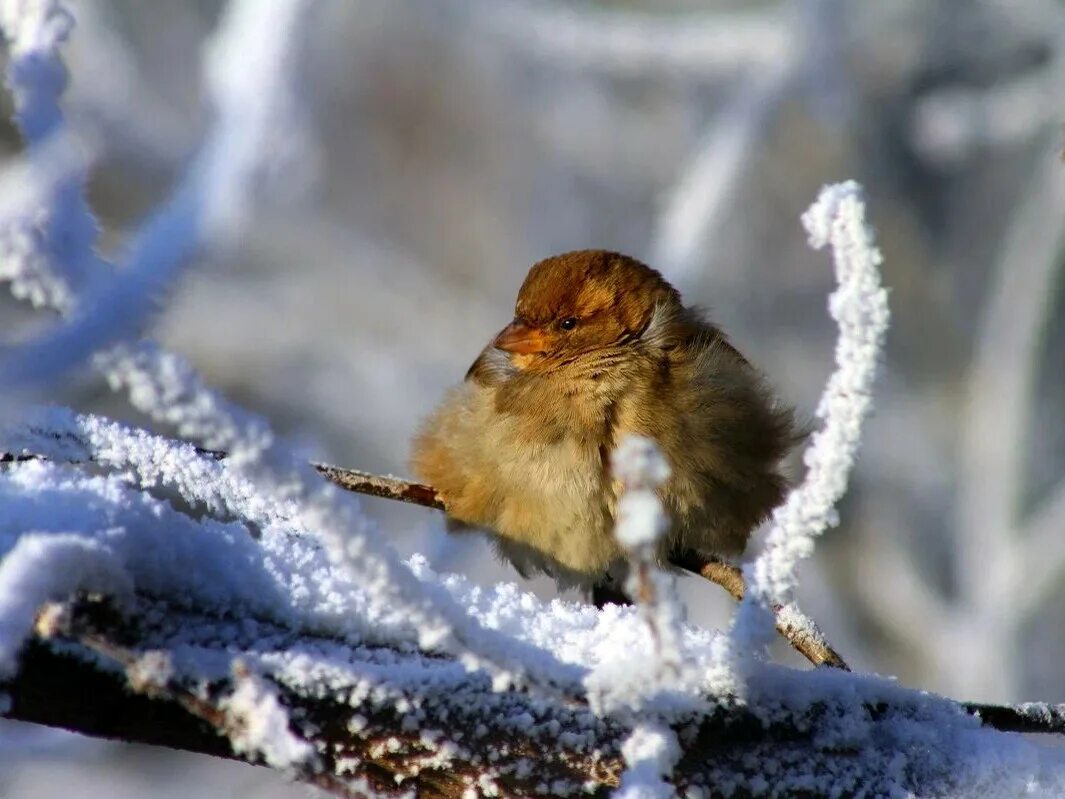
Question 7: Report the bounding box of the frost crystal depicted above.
[220,663,314,770]
[616,723,681,799]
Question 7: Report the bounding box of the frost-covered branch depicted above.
[0,0,587,698]
[733,181,889,660]
[5,592,1065,798]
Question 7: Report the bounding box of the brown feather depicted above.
[411,250,798,592]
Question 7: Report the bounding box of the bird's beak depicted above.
[493,320,548,355]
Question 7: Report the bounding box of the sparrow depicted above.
[412,250,797,605]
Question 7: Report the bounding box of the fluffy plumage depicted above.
[412,250,797,600]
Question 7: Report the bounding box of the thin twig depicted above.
[671,549,850,670]
[3,449,848,669]
[313,463,445,510]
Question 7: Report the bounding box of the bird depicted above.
[411,250,798,606]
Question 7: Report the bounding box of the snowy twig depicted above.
[610,436,685,679]
[733,181,889,659]
[672,550,848,670]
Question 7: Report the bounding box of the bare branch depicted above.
[672,550,850,670]
[313,463,445,511]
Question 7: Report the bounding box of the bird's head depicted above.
[492,250,681,373]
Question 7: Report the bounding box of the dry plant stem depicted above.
[1,450,847,669]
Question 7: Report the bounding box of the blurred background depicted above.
[2,0,1064,795]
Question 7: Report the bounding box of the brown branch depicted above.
[11,597,627,798]
[313,463,445,510]
[671,550,850,671]
[40,605,379,799]
[960,702,1065,735]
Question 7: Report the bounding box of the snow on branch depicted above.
[8,591,1065,797]
[733,181,890,659]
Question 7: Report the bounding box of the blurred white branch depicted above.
[950,157,1065,699]
[62,0,195,168]
[650,62,792,288]
[1019,483,1065,617]
[844,131,1065,701]
[910,25,1065,165]
[464,0,789,77]
[649,0,848,290]
[850,529,954,653]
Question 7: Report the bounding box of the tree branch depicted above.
[672,549,849,670]
[312,462,445,510]
[3,594,1060,799]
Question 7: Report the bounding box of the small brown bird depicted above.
[412,250,796,605]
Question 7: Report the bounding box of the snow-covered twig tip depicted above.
[735,181,889,652]
[611,435,686,676]
[605,436,686,799]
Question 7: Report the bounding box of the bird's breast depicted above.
[486,412,622,582]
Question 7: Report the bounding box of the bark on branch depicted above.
[3,595,1060,799]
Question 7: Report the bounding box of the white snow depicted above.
[220,662,315,770]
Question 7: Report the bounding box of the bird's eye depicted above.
[560,317,578,331]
